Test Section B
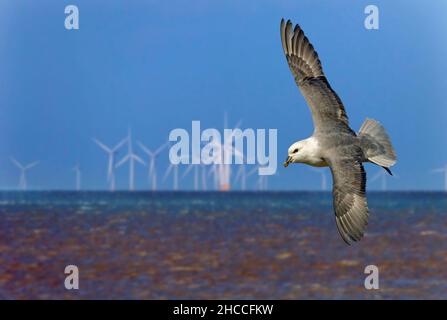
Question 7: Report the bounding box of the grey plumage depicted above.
[359,119,397,168]
[280,19,397,244]
[280,19,350,133]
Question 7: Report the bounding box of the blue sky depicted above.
[0,0,446,190]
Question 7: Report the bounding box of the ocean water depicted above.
[0,191,446,299]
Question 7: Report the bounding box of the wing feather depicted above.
[326,150,369,245]
[280,19,351,132]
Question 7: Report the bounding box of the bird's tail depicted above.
[359,118,397,168]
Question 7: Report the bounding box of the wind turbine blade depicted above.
[126,128,132,147]
[370,170,383,182]
[431,168,444,173]
[10,157,23,169]
[232,148,244,162]
[223,119,243,143]
[224,112,228,129]
[137,141,153,156]
[220,143,244,161]
[92,138,112,153]
[132,154,146,165]
[234,165,244,182]
[155,142,169,156]
[25,161,39,170]
[163,164,173,182]
[182,164,194,179]
[115,155,130,168]
[207,141,223,149]
[113,137,128,152]
[233,119,243,130]
[247,166,259,177]
[207,165,216,177]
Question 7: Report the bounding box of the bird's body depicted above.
[280,19,397,244]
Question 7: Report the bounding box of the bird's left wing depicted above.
[326,149,369,245]
[280,19,351,133]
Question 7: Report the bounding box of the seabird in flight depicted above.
[280,19,397,244]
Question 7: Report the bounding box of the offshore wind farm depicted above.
[2,115,284,192]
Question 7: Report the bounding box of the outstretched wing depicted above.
[280,19,350,132]
[326,149,369,245]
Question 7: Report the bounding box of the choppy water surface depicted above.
[0,191,446,299]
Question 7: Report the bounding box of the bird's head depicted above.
[284,141,305,167]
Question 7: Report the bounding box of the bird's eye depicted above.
[293,148,299,153]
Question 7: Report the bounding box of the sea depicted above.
[0,191,446,299]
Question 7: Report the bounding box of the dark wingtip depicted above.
[382,166,393,176]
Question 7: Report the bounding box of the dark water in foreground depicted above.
[0,191,446,299]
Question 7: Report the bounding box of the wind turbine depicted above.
[197,114,243,191]
[247,166,268,191]
[92,136,127,191]
[206,136,243,191]
[309,168,327,191]
[137,141,168,191]
[234,165,247,191]
[164,163,179,191]
[182,154,202,191]
[201,165,208,191]
[217,113,243,191]
[431,164,447,191]
[208,164,219,190]
[182,164,200,191]
[72,164,81,191]
[116,128,145,191]
[10,157,38,190]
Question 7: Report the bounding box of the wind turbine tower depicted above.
[235,165,247,191]
[310,168,327,191]
[370,169,390,191]
[164,163,179,191]
[116,128,145,191]
[73,164,81,191]
[247,166,268,191]
[138,141,168,191]
[182,154,202,191]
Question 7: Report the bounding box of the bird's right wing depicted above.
[280,19,351,132]
[326,150,369,245]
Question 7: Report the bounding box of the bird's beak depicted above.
[283,156,292,168]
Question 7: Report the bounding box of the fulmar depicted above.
[280,19,397,244]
